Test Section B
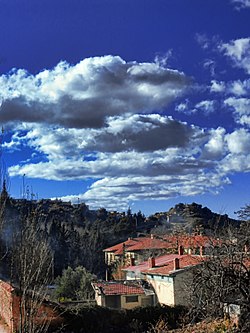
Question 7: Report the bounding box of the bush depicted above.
[54,266,96,301]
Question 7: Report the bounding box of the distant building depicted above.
[103,235,174,267]
[104,234,217,268]
[92,280,155,309]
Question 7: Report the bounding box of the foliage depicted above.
[54,266,96,301]
[190,224,250,331]
[0,198,243,280]
[0,198,146,278]
[54,304,188,333]
[166,318,238,333]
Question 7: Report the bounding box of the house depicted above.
[123,252,204,307]
[104,234,218,268]
[103,235,174,267]
[123,251,185,280]
[161,234,220,255]
[92,280,155,309]
[0,279,63,333]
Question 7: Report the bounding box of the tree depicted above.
[11,216,54,333]
[54,266,96,301]
[235,204,250,221]
[190,224,250,332]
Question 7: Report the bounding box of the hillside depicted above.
[149,202,239,232]
[0,197,149,278]
[0,196,241,280]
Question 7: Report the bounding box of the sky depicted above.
[0,0,250,218]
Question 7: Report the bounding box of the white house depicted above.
[123,254,204,306]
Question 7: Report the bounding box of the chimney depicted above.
[148,257,156,268]
[173,258,180,270]
[130,257,135,266]
[200,246,205,256]
[178,245,184,255]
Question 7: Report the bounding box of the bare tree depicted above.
[11,215,55,333]
[235,204,250,221]
[190,223,250,331]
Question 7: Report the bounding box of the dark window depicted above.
[125,295,138,303]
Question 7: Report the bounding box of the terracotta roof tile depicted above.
[92,281,145,295]
[123,254,205,276]
[104,237,171,255]
[103,238,139,255]
[162,235,220,248]
[142,255,204,276]
[123,253,184,273]
[126,238,170,251]
[104,235,220,256]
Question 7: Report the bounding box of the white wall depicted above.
[146,275,175,305]
[146,269,194,306]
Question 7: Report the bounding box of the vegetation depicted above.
[189,222,250,331]
[54,266,96,301]
[57,304,187,333]
[235,204,250,221]
[166,318,238,333]
[0,198,143,278]
[0,188,249,332]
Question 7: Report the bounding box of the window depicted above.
[125,295,138,303]
[127,271,135,278]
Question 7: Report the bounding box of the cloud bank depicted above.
[2,50,250,210]
[0,55,189,129]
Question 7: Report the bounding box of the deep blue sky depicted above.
[0,0,250,217]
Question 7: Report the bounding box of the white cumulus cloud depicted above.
[0,55,189,129]
[224,97,250,126]
[219,38,250,74]
[225,128,250,154]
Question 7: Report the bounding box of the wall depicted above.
[173,269,194,306]
[125,270,144,280]
[94,291,153,310]
[146,275,175,306]
[120,294,141,309]
[0,280,16,332]
[0,279,63,333]
[94,292,104,306]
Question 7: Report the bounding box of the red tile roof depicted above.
[103,238,139,255]
[123,254,205,276]
[104,234,220,256]
[163,235,220,248]
[142,255,204,276]
[92,281,145,295]
[123,253,184,274]
[126,238,170,251]
[104,237,170,255]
